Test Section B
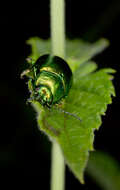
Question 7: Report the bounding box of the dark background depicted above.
[0,0,120,189]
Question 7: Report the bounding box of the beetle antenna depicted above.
[57,107,82,122]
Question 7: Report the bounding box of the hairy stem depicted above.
[50,0,65,58]
[50,141,65,190]
[50,0,65,190]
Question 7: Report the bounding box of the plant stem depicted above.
[50,141,65,190]
[50,0,65,190]
[50,0,65,58]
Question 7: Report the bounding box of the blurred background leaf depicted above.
[86,151,120,190]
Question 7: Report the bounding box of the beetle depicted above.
[21,54,72,107]
[21,54,81,121]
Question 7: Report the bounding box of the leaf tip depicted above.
[78,174,85,184]
[99,38,110,48]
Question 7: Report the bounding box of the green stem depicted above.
[50,0,65,58]
[50,0,65,190]
[50,141,65,190]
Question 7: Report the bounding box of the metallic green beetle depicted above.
[21,54,73,108]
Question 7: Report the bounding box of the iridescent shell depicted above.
[22,54,73,107]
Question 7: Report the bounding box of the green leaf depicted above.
[27,37,109,72]
[32,67,115,183]
[86,151,120,190]
[27,37,51,60]
[26,37,115,183]
[66,38,109,61]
